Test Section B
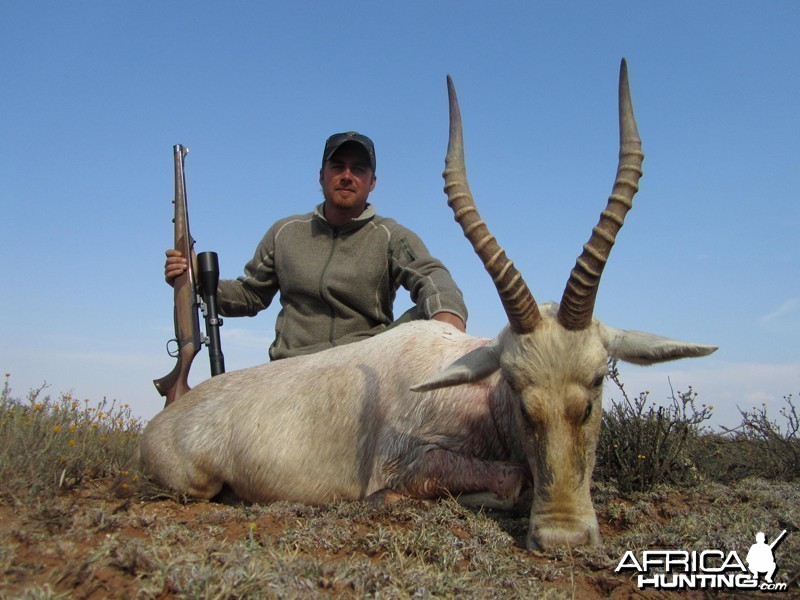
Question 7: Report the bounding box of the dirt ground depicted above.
[3,477,796,599]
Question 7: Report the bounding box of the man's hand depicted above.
[164,249,188,287]
[432,311,466,333]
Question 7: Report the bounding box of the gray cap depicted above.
[322,131,376,172]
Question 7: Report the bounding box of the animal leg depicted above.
[457,491,517,510]
[389,448,529,507]
[364,489,436,507]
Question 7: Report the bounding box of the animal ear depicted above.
[411,343,501,392]
[599,323,718,365]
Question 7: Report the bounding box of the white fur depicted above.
[140,305,716,550]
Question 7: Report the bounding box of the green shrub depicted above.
[700,394,800,482]
[0,374,143,500]
[595,360,713,494]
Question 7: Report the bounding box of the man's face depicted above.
[319,143,376,213]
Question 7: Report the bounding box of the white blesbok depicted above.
[137,60,716,550]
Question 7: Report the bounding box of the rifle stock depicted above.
[154,145,202,407]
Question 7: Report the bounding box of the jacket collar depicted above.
[313,202,376,233]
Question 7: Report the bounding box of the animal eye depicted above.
[592,374,605,389]
[519,404,536,430]
[583,402,593,423]
[503,373,521,392]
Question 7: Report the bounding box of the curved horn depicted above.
[443,76,541,334]
[557,59,644,330]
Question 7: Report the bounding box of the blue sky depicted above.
[1,2,798,427]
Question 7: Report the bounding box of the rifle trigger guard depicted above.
[166,338,179,358]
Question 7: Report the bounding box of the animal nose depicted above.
[527,518,600,550]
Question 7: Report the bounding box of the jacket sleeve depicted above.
[388,225,468,323]
[216,225,280,317]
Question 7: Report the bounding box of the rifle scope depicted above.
[197,251,226,376]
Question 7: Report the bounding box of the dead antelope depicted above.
[138,59,717,550]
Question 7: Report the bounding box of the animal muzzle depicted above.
[526,513,601,551]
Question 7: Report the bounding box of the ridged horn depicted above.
[557,59,644,330]
[443,75,541,334]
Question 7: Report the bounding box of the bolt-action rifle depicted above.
[154,144,225,407]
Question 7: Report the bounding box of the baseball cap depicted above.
[322,131,376,172]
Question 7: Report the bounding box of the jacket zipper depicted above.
[318,227,339,346]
